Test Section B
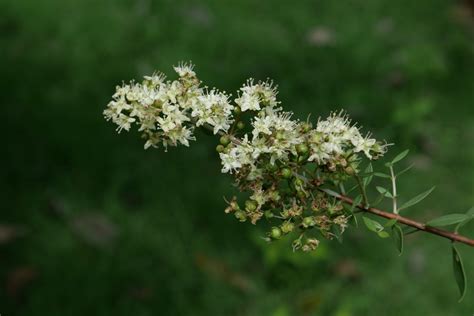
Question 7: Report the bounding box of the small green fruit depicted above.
[281,168,292,179]
[264,210,274,219]
[216,144,225,153]
[236,121,245,130]
[220,135,231,146]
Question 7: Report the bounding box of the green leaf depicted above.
[455,207,474,233]
[398,186,435,211]
[374,172,391,179]
[376,186,393,198]
[362,163,373,187]
[452,244,467,302]
[396,163,414,177]
[426,214,469,227]
[362,216,384,233]
[391,149,410,165]
[392,224,404,255]
[348,195,363,228]
[377,231,390,238]
[352,195,363,208]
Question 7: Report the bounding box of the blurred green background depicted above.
[1,0,474,315]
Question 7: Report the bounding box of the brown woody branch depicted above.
[320,189,474,247]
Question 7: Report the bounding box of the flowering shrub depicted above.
[104,63,473,300]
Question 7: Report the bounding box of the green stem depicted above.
[389,166,398,214]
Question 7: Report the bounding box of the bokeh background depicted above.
[1,0,474,315]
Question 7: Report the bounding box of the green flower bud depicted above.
[216,144,225,153]
[230,200,240,211]
[344,166,355,175]
[236,121,245,130]
[264,210,274,219]
[281,221,295,234]
[234,210,246,222]
[234,106,242,115]
[297,152,309,163]
[302,216,316,228]
[297,190,307,199]
[245,200,258,212]
[219,135,231,146]
[270,191,281,202]
[270,227,282,239]
[301,122,312,133]
[296,143,309,155]
[281,168,292,179]
[293,178,304,189]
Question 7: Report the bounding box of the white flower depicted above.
[352,135,377,159]
[174,62,196,77]
[235,92,261,112]
[115,113,135,133]
[235,79,279,112]
[144,72,166,86]
[220,148,243,173]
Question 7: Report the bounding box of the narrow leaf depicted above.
[391,149,410,165]
[348,195,363,228]
[392,224,404,255]
[396,163,414,177]
[352,195,363,208]
[452,244,467,302]
[455,207,474,232]
[363,216,383,233]
[376,186,393,198]
[426,214,468,227]
[377,231,390,238]
[374,172,391,179]
[362,163,373,187]
[398,186,435,211]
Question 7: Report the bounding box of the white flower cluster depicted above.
[219,109,303,177]
[103,63,234,150]
[308,112,386,163]
[219,108,387,177]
